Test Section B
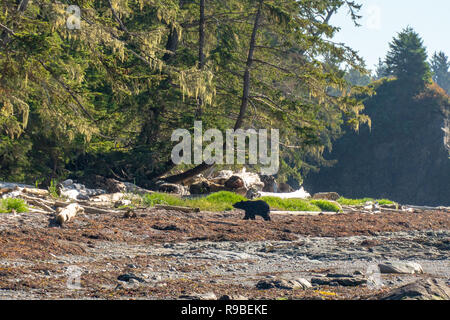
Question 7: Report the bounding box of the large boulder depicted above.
[57,179,106,200]
[236,170,264,191]
[259,175,276,192]
[210,170,234,185]
[224,176,248,196]
[311,273,367,287]
[225,176,245,189]
[156,181,189,196]
[380,279,450,300]
[256,278,312,290]
[378,262,424,275]
[278,182,294,193]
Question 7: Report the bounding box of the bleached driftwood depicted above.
[403,205,450,213]
[379,207,406,213]
[29,207,52,214]
[19,194,55,213]
[79,204,121,215]
[55,203,84,224]
[22,187,49,197]
[53,201,120,215]
[155,204,200,213]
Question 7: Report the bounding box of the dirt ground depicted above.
[0,208,449,300]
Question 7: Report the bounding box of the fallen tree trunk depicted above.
[404,205,450,212]
[80,205,121,215]
[19,195,55,206]
[164,162,213,184]
[53,201,120,215]
[22,187,49,197]
[21,195,55,213]
[29,207,52,214]
[17,194,55,213]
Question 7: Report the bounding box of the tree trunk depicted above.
[234,0,262,130]
[198,0,206,69]
[162,0,184,62]
[164,0,263,184]
[195,0,206,119]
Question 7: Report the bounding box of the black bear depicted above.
[233,200,271,221]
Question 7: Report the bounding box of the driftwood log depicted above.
[53,201,121,215]
[19,194,56,213]
[404,205,450,213]
[55,203,84,225]
[22,187,49,197]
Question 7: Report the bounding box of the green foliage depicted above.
[48,179,59,198]
[374,58,389,80]
[143,191,340,212]
[0,198,29,213]
[260,196,321,212]
[431,51,450,94]
[384,27,431,90]
[143,193,181,207]
[143,191,245,211]
[306,75,450,206]
[0,0,371,186]
[204,191,247,205]
[337,197,395,206]
[310,199,342,212]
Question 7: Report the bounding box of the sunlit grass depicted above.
[143,191,246,212]
[260,196,321,212]
[143,191,343,212]
[0,198,29,213]
[337,197,396,206]
[310,199,342,212]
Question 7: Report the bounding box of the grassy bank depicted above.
[143,191,343,212]
[337,197,396,206]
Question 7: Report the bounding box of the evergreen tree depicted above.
[374,58,389,80]
[0,0,372,186]
[431,51,450,94]
[345,68,372,86]
[385,27,431,90]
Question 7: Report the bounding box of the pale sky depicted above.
[330,0,450,72]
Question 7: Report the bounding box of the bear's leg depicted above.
[243,212,250,220]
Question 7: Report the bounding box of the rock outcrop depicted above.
[380,278,450,300]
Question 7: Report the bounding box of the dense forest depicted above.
[305,28,450,206]
[1,1,449,203]
[1,0,373,188]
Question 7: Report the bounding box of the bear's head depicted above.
[232,201,247,210]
